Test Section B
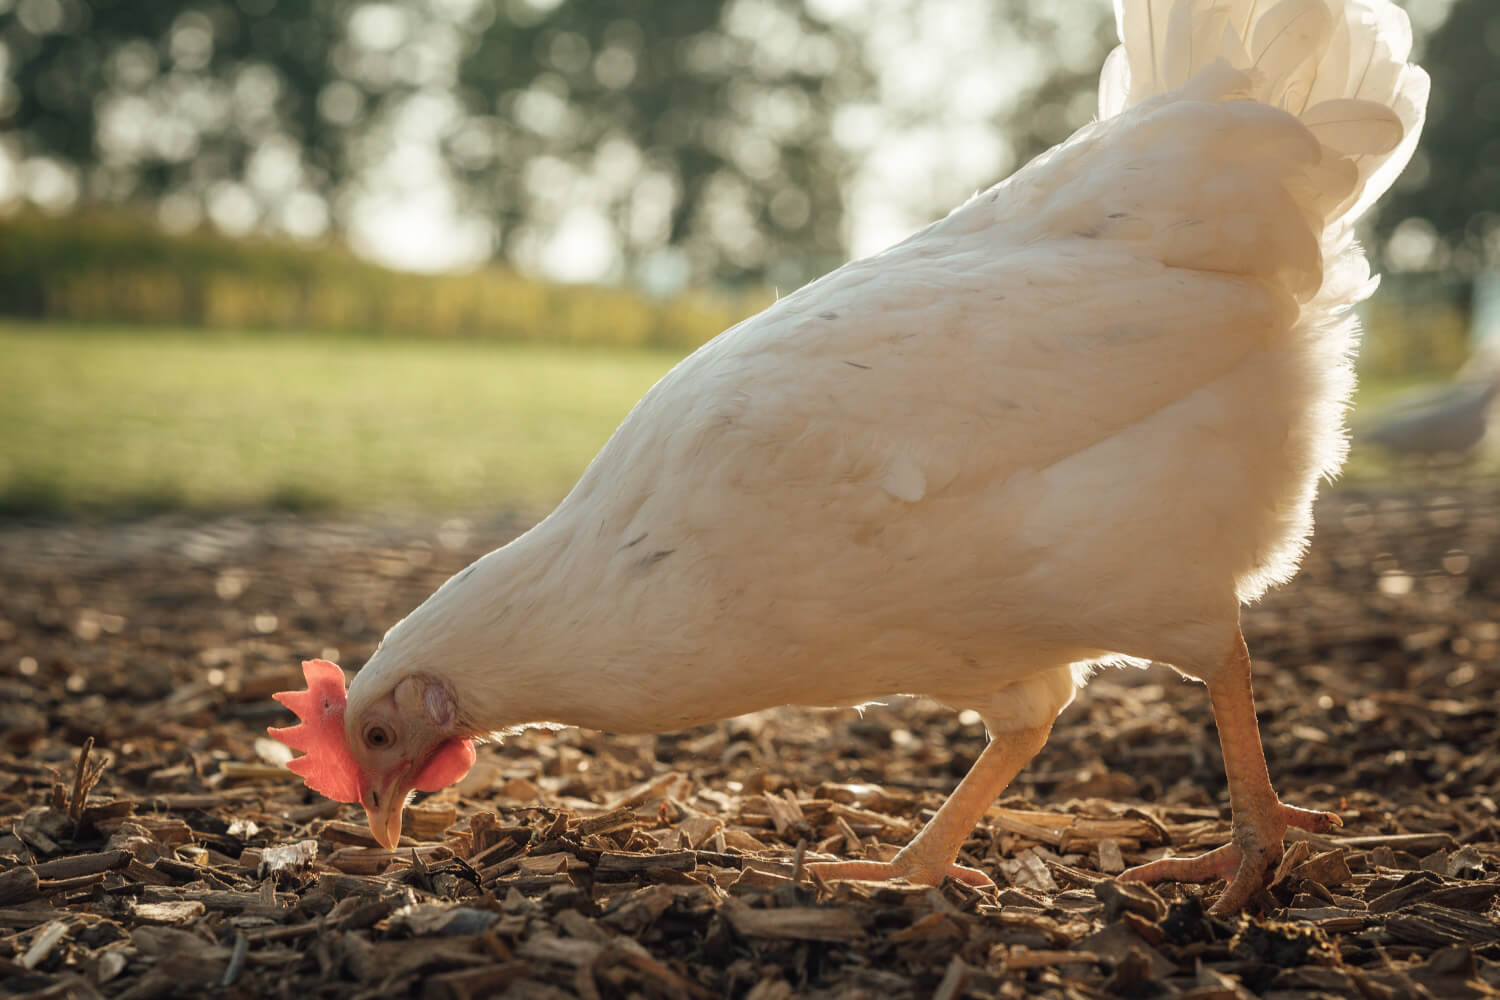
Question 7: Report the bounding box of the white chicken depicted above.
[272,0,1428,914]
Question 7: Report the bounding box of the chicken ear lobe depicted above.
[268,659,362,803]
[424,683,457,728]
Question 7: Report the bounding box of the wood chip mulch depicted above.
[1,486,1498,998]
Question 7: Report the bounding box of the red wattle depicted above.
[412,738,476,792]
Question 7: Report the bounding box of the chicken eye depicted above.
[364,724,393,749]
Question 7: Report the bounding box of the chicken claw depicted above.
[1121,801,1341,915]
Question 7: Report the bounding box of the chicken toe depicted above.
[1121,801,1340,914]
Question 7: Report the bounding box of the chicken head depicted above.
[269,660,475,848]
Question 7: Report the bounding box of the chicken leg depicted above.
[1120,633,1340,914]
[807,720,1053,888]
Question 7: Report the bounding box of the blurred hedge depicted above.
[0,212,1474,379]
[1360,274,1475,380]
[0,212,764,350]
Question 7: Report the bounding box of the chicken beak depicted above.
[363,773,410,850]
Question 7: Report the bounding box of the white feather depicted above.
[1300,98,1403,154]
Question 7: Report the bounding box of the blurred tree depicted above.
[981,3,1114,175]
[1,0,348,237]
[1374,0,1500,276]
[5,0,1485,290]
[0,0,870,286]
[452,0,869,287]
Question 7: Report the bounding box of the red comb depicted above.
[268,659,362,804]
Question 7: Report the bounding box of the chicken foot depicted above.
[1119,633,1340,914]
[806,720,1053,888]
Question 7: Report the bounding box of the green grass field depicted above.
[0,323,684,515]
[0,321,1476,517]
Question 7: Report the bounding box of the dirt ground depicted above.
[1,486,1498,998]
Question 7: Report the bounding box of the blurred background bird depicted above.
[1359,373,1497,460]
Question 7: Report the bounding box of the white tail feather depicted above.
[1099,0,1429,236]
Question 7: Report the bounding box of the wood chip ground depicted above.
[1,486,1498,997]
